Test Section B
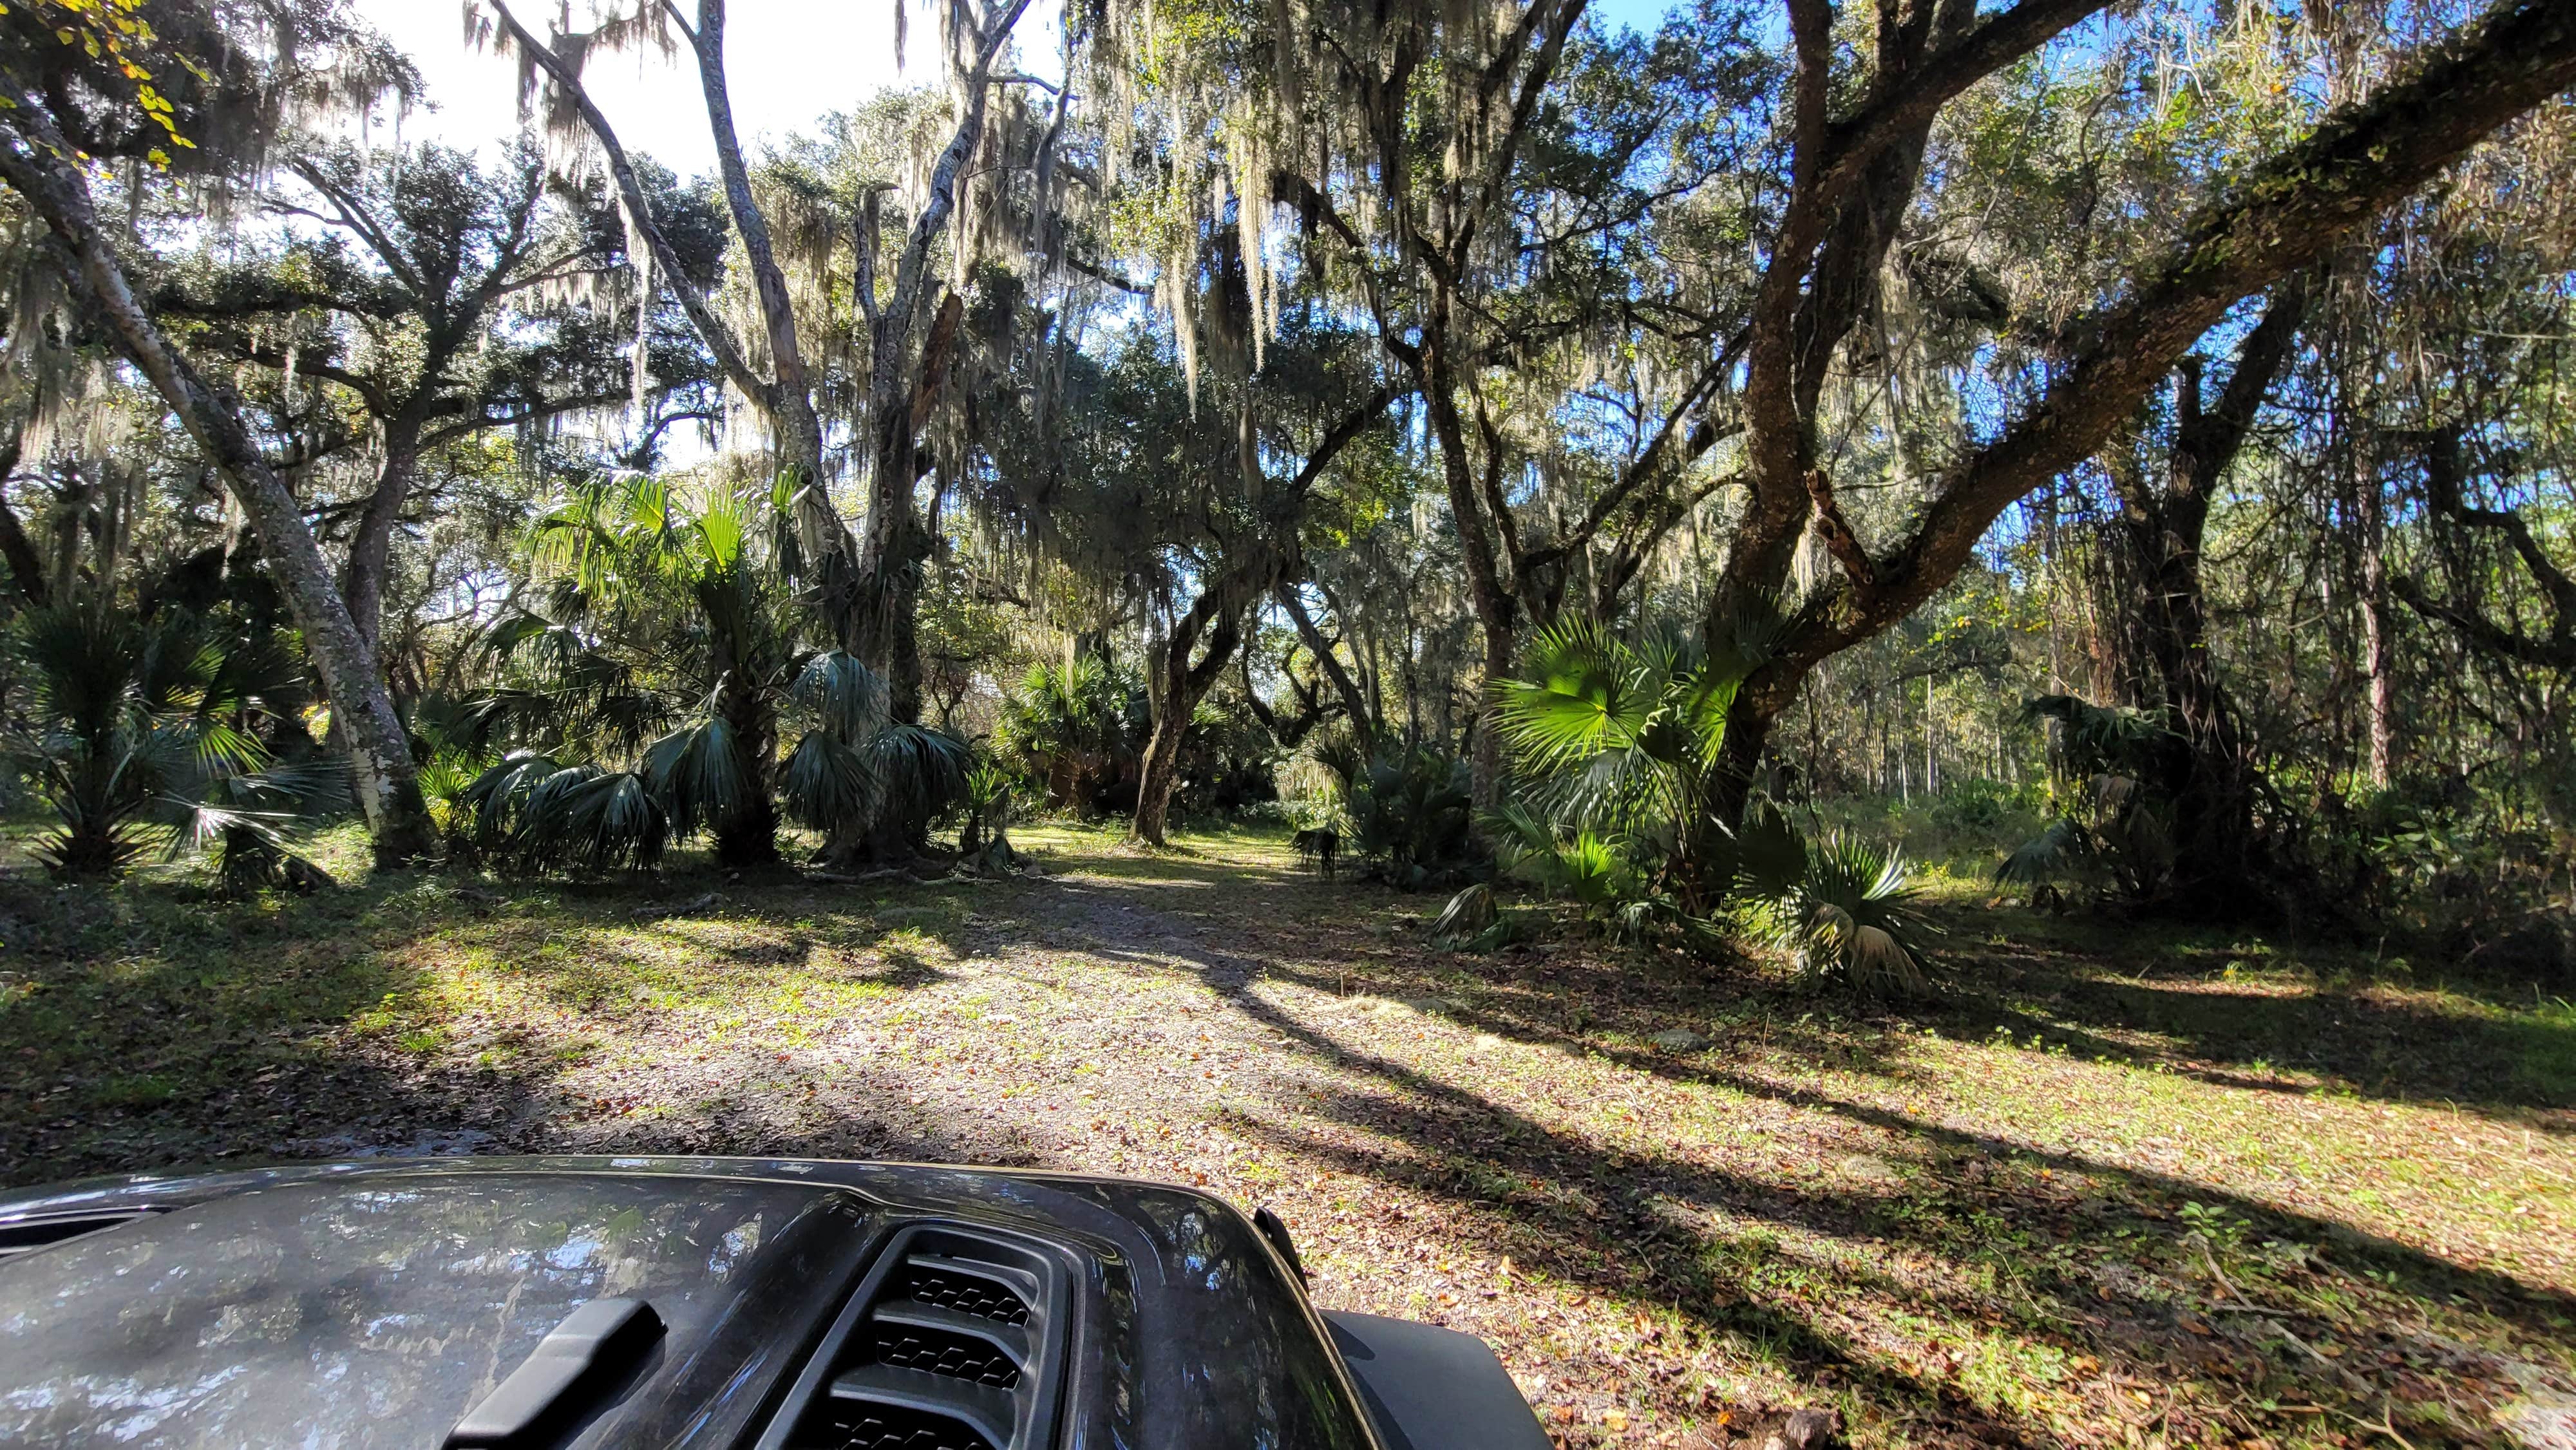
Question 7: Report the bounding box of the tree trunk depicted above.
[711,665,780,867]
[2356,440,2398,788]
[1413,297,1519,810]
[1472,611,1513,813]
[1131,595,1245,847]
[0,127,437,867]
[342,412,422,659]
[1130,709,1190,848]
[1707,687,1779,833]
[2108,284,2304,913]
[0,424,48,607]
[839,0,1027,713]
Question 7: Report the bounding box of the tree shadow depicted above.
[1925,909,2576,1130]
[0,862,1015,1191]
[946,856,2568,1442]
[1139,930,2576,1445]
[15,838,2571,1445]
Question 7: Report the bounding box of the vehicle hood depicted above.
[0,1156,1381,1450]
[0,1168,869,1448]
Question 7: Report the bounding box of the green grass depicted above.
[0,816,2570,1447]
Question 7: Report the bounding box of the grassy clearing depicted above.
[1,820,2570,1448]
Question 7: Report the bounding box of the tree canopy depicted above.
[0,0,2570,957]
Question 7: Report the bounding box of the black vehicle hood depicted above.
[0,1169,870,1448]
[0,1157,1383,1450]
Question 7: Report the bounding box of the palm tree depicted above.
[996,654,1139,813]
[5,602,343,885]
[518,472,795,864]
[464,473,965,873]
[1491,618,1747,913]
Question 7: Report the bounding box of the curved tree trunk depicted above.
[1129,715,1190,847]
[342,412,422,659]
[1132,593,1247,847]
[0,120,437,868]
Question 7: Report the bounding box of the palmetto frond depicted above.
[459,751,567,852]
[867,725,971,828]
[1996,815,2089,887]
[1749,831,1938,997]
[2023,694,2183,783]
[1495,619,1658,773]
[1495,617,1744,843]
[782,728,875,832]
[792,652,891,742]
[520,766,670,872]
[1724,796,1809,900]
[462,752,668,874]
[641,714,751,840]
[1337,748,1477,889]
[9,602,337,883]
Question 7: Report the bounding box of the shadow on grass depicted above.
[1010,860,2573,1444]
[13,830,2570,1446]
[1924,905,2576,1128]
[1152,936,2571,1445]
[0,862,1020,1190]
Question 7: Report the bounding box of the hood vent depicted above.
[760,1226,1070,1450]
[0,1210,155,1259]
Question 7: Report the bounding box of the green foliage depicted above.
[3,602,341,887]
[2349,777,2576,984]
[954,758,1025,876]
[1489,802,1633,912]
[1311,736,1477,889]
[462,476,967,874]
[1492,615,1799,916]
[1998,696,2182,905]
[1745,833,1937,997]
[1494,619,1736,832]
[1929,777,2040,837]
[456,753,668,874]
[1488,623,1934,986]
[1174,688,1282,818]
[995,654,1143,815]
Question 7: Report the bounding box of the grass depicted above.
[1,817,2570,1448]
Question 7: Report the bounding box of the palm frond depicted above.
[2023,694,2182,782]
[1725,796,1810,899]
[782,728,876,832]
[1493,617,1651,773]
[641,715,750,841]
[793,651,891,742]
[459,751,566,851]
[867,724,970,829]
[1996,815,2089,886]
[1777,833,1938,997]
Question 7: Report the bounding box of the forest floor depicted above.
[1,820,2571,1449]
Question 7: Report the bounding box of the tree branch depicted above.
[486,0,763,402]
[1819,0,2576,654]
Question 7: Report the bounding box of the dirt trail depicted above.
[8,831,2572,1448]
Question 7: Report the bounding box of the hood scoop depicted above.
[761,1226,1070,1450]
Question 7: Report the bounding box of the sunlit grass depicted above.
[0,815,2570,1446]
